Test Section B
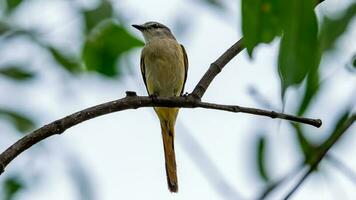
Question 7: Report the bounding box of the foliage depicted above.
[256,135,269,182]
[3,176,24,200]
[0,66,35,81]
[82,21,144,77]
[0,0,143,197]
[0,0,355,198]
[0,109,35,133]
[242,0,356,191]
[5,0,22,13]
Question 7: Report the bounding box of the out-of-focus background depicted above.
[0,0,355,199]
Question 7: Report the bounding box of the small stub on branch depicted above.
[126,91,137,97]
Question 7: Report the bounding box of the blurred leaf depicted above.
[319,3,356,52]
[0,65,35,80]
[67,156,95,200]
[292,123,314,164]
[242,0,282,56]
[0,21,11,35]
[83,0,113,33]
[295,2,354,115]
[320,110,350,149]
[278,0,319,97]
[5,0,22,13]
[256,135,269,182]
[47,47,82,74]
[82,21,144,77]
[353,55,356,68]
[0,109,35,133]
[297,69,319,116]
[200,0,224,9]
[4,176,24,200]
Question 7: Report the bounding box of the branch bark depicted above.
[0,0,326,173]
[0,92,322,175]
[190,38,245,99]
[190,0,325,100]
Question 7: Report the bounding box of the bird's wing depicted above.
[140,52,149,94]
[180,44,188,95]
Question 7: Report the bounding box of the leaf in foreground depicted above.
[4,176,24,200]
[278,0,319,97]
[0,109,35,133]
[82,21,144,77]
[0,66,35,81]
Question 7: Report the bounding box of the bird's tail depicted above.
[160,121,178,192]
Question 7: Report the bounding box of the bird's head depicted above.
[132,21,175,42]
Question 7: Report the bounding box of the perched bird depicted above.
[133,21,188,193]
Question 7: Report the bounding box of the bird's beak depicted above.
[132,24,145,31]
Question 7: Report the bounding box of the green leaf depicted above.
[83,1,113,33]
[297,69,319,116]
[278,0,319,96]
[320,111,350,149]
[0,109,35,133]
[242,0,282,56]
[5,0,22,13]
[292,123,314,164]
[47,47,82,74]
[0,21,11,35]
[0,66,35,81]
[4,176,24,200]
[82,21,144,77]
[256,135,269,182]
[319,3,356,52]
[295,2,354,114]
[353,55,356,68]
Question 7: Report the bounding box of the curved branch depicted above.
[191,38,245,99]
[190,1,324,100]
[0,92,321,175]
[0,0,326,173]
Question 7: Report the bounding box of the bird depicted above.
[132,21,188,193]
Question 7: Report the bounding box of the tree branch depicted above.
[190,38,245,100]
[257,164,303,200]
[283,114,355,200]
[190,0,324,100]
[0,0,326,173]
[0,92,321,175]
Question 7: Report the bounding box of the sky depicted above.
[0,0,355,199]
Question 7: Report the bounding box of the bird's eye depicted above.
[152,24,160,28]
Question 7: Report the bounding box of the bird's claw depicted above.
[150,93,159,101]
[182,92,189,97]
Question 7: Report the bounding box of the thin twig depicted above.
[190,0,324,100]
[283,114,355,200]
[190,38,245,100]
[257,163,304,200]
[0,92,322,175]
[0,0,326,174]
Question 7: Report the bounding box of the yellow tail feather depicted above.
[161,122,178,192]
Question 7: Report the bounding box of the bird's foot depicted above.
[182,92,189,97]
[150,93,159,101]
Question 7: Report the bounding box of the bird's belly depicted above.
[145,57,185,97]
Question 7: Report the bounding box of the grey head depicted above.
[132,21,175,42]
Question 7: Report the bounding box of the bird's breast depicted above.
[142,39,185,97]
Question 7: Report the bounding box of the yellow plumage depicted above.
[140,36,188,193]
